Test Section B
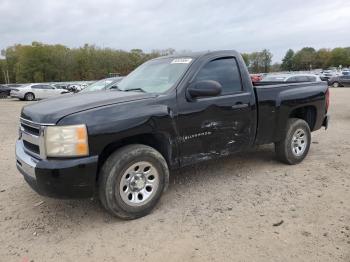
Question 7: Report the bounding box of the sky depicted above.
[1,0,350,62]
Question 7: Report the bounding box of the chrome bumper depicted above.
[16,140,38,178]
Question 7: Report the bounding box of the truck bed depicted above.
[252,81,329,145]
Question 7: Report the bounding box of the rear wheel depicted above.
[332,82,340,88]
[275,118,311,165]
[24,92,35,101]
[98,144,169,219]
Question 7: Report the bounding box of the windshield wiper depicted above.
[123,88,146,93]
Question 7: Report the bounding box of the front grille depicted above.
[20,118,44,158]
[21,123,40,136]
[23,141,40,154]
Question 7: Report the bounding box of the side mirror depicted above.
[187,80,222,99]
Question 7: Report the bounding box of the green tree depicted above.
[330,48,349,67]
[248,49,272,73]
[281,49,294,71]
[0,60,6,83]
[271,63,281,72]
[241,53,250,67]
[261,49,273,73]
[315,48,331,69]
[292,47,316,70]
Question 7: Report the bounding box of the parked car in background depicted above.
[342,69,350,76]
[0,85,12,98]
[261,74,322,83]
[10,83,68,101]
[53,83,70,90]
[328,75,350,87]
[67,84,84,93]
[80,77,123,92]
[320,70,339,81]
[250,74,262,83]
[5,83,23,88]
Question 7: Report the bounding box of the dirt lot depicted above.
[0,89,349,262]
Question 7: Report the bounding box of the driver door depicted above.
[176,57,255,166]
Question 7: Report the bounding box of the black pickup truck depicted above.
[16,50,329,219]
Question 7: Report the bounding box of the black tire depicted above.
[275,118,311,165]
[332,81,342,88]
[24,92,35,101]
[98,144,169,219]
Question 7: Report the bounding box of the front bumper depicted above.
[10,93,23,99]
[16,140,98,199]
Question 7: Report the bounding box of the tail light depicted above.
[325,88,330,112]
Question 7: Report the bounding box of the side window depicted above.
[300,76,310,82]
[307,76,316,82]
[31,85,42,89]
[194,57,242,94]
[42,85,54,89]
[288,76,309,82]
[287,76,297,82]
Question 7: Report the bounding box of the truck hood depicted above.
[21,91,157,124]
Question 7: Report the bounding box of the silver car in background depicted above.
[10,83,67,101]
[262,73,322,82]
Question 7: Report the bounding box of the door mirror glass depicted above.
[187,80,222,99]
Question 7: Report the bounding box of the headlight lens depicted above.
[45,125,89,157]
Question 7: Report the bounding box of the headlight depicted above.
[45,125,89,157]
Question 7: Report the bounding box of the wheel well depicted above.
[97,133,172,179]
[289,106,317,131]
[25,92,35,98]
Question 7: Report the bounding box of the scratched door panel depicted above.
[176,92,254,166]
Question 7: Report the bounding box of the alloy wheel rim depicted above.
[119,161,159,206]
[291,128,307,156]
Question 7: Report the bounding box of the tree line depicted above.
[1,42,350,84]
[0,42,175,84]
[241,49,274,73]
[281,47,350,71]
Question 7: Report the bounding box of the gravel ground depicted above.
[0,89,349,262]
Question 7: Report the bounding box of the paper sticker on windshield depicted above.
[171,58,192,64]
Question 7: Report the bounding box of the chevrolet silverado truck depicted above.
[16,50,330,219]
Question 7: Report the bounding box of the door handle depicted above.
[231,103,249,109]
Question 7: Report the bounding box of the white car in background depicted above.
[10,83,67,101]
[262,73,322,83]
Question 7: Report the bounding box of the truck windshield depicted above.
[117,57,192,93]
[81,78,119,92]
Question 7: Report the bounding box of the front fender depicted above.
[57,101,179,159]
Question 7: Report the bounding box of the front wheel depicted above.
[98,144,169,219]
[275,118,311,165]
[24,92,35,101]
